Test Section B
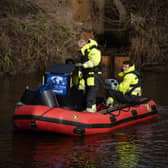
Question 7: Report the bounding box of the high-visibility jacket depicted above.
[80,39,102,87]
[118,64,142,96]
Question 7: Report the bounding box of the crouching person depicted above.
[105,60,142,107]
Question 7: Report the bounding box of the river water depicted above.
[0,71,168,168]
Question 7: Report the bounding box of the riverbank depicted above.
[0,0,168,75]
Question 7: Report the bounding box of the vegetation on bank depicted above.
[0,0,168,74]
[91,0,168,68]
[0,16,78,74]
[0,0,79,74]
[125,0,168,67]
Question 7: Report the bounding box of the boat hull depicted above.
[13,99,158,136]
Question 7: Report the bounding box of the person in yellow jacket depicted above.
[76,38,102,112]
[106,60,142,107]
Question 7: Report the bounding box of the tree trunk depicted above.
[113,0,127,22]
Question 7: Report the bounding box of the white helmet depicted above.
[104,78,119,90]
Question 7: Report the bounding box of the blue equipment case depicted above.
[44,63,75,96]
[42,63,85,110]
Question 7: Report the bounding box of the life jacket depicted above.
[80,39,102,75]
[124,70,142,95]
[79,39,102,87]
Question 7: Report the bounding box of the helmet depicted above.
[104,79,119,90]
[87,39,98,47]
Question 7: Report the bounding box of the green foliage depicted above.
[77,0,83,4]
[64,0,70,5]
[32,15,43,22]
[3,51,13,66]
[0,51,14,72]
[32,32,42,42]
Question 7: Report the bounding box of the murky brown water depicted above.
[0,72,168,168]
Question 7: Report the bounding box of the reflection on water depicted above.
[11,120,168,168]
[0,72,168,168]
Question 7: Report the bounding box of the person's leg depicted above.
[106,88,142,105]
[86,75,100,112]
[124,95,142,105]
[107,90,127,103]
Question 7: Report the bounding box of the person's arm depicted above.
[118,74,134,94]
[83,49,101,68]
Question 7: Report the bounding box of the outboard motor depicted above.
[18,63,84,109]
[18,86,35,105]
[18,86,59,107]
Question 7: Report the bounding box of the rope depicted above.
[40,107,55,117]
[112,105,131,117]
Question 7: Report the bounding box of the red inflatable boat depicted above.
[13,98,158,136]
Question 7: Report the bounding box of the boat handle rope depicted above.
[39,107,56,119]
[112,105,131,117]
[32,107,55,121]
